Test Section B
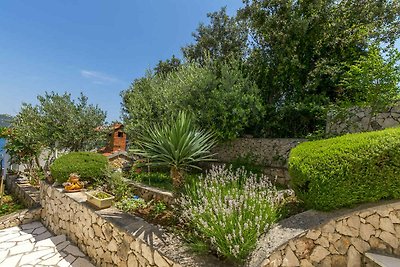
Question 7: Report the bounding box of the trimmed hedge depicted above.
[289,127,400,211]
[50,152,108,183]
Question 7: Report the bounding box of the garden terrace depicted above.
[1,174,41,230]
[40,182,229,267]
[5,174,40,209]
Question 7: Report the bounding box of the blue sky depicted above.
[0,1,243,121]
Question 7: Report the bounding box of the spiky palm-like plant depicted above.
[133,111,217,188]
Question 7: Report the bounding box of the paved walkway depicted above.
[0,221,95,267]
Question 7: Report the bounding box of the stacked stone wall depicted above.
[212,138,305,184]
[326,104,400,135]
[1,174,42,230]
[0,207,41,230]
[257,201,400,267]
[40,182,180,267]
[5,174,40,208]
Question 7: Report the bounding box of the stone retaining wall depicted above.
[326,103,400,135]
[254,200,400,267]
[5,174,40,208]
[212,138,305,184]
[0,207,41,230]
[213,138,305,168]
[126,181,174,206]
[40,182,180,267]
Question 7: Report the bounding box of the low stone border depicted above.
[5,174,40,208]
[248,200,400,267]
[125,180,175,206]
[0,207,41,230]
[40,182,226,267]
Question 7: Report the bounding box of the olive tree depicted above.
[4,92,106,178]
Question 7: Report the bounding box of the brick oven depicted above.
[103,123,126,154]
[99,123,132,170]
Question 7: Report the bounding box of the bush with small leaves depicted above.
[289,127,400,211]
[50,152,108,183]
[179,165,279,262]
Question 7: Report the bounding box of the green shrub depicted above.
[121,60,264,141]
[103,171,130,201]
[289,127,400,211]
[115,197,148,213]
[50,152,108,183]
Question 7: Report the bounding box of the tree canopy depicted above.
[239,0,400,136]
[4,92,107,173]
[122,60,263,140]
[154,55,182,76]
[182,7,248,64]
[123,1,400,139]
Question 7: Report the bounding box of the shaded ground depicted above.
[0,194,24,217]
[0,221,94,267]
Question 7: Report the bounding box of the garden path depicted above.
[0,221,95,267]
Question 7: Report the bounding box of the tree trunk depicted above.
[170,166,184,189]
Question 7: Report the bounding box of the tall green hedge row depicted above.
[289,127,400,211]
[50,152,108,183]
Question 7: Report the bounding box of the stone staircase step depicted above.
[365,252,400,267]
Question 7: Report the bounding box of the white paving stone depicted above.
[0,242,16,250]
[0,233,20,243]
[0,254,22,267]
[0,226,20,235]
[9,243,34,256]
[9,234,34,242]
[0,251,9,263]
[19,248,54,265]
[0,222,93,267]
[58,259,73,267]
[35,238,57,248]
[39,254,63,265]
[41,251,57,260]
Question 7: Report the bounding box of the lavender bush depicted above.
[179,165,279,262]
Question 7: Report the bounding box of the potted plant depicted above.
[85,191,115,209]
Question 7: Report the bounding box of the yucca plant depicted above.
[133,111,217,188]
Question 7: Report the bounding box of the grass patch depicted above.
[128,171,200,192]
[129,171,174,191]
[0,193,24,217]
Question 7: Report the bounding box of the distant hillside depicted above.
[0,114,13,127]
